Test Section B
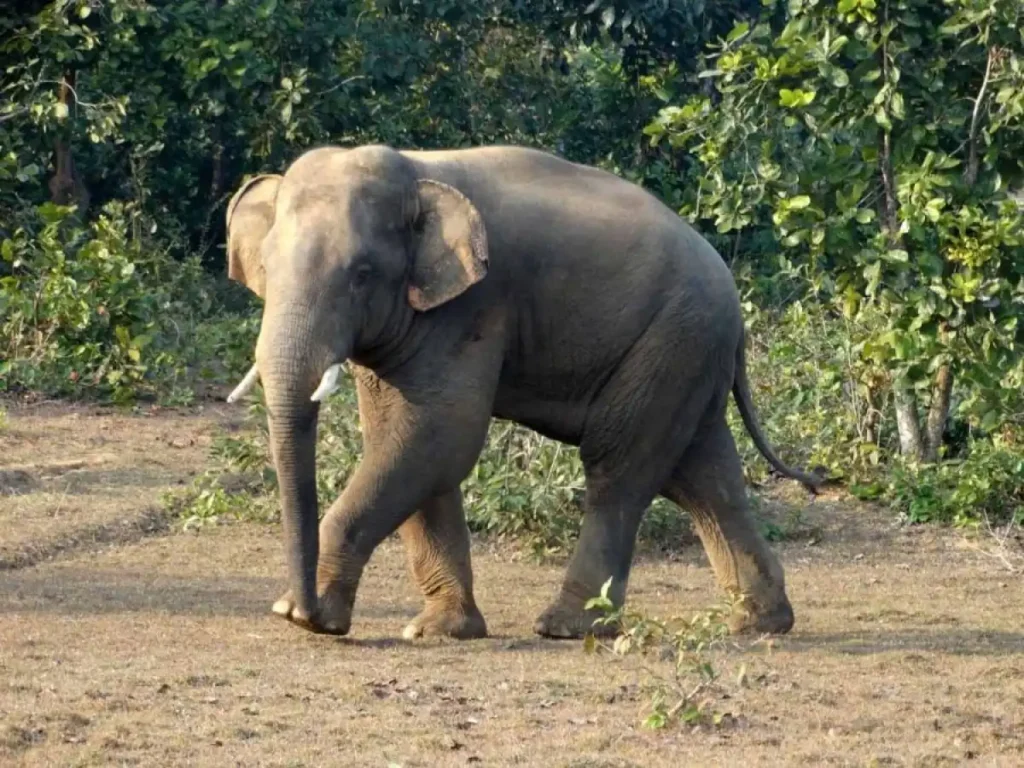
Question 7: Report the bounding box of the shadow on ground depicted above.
[779,628,1024,657]
[1,568,403,621]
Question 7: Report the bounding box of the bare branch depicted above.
[316,75,367,97]
[38,78,101,110]
[0,108,28,123]
[965,46,996,188]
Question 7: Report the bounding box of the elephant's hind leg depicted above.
[399,488,487,640]
[534,308,720,640]
[533,481,654,639]
[662,417,794,635]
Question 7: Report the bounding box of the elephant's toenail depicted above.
[271,599,292,617]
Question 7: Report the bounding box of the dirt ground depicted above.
[1,398,1022,768]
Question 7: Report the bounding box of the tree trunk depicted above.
[47,70,90,215]
[894,388,924,461]
[923,363,953,463]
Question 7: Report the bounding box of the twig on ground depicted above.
[961,512,1023,574]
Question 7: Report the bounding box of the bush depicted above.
[729,291,897,484]
[853,441,1024,526]
[734,291,1024,527]
[0,201,256,403]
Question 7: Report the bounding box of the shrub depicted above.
[0,201,256,403]
[853,440,1024,526]
[584,578,743,730]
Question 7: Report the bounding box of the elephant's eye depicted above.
[352,263,373,287]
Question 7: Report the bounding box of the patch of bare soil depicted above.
[0,398,247,569]
[1,401,1022,767]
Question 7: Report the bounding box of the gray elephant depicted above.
[223,144,821,641]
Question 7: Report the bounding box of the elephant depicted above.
[223,143,822,642]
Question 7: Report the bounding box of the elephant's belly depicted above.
[491,387,587,446]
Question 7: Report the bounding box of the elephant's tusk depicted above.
[226,363,260,403]
[310,363,342,402]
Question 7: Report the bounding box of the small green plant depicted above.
[583,578,739,730]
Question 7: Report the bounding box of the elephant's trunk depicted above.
[254,306,345,624]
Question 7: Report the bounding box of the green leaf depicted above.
[995,86,1016,105]
[924,198,945,222]
[863,261,882,294]
[891,92,905,120]
[779,88,817,108]
[856,208,876,224]
[789,195,811,209]
[727,22,750,42]
[643,712,667,730]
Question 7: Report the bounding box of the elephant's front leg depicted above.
[272,365,499,635]
[271,457,430,634]
[399,488,487,640]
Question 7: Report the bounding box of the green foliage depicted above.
[729,294,894,481]
[733,290,1024,526]
[0,201,256,402]
[0,0,668,258]
[853,440,1024,526]
[642,0,1024,520]
[650,0,1024,442]
[584,578,740,730]
[7,0,1024,540]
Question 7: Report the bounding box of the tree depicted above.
[646,0,1024,463]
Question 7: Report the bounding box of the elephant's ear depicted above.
[408,179,489,312]
[225,173,282,299]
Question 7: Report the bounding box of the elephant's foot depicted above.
[726,593,795,636]
[271,583,353,636]
[533,596,619,640]
[402,601,487,641]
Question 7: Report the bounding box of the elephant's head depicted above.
[223,145,489,621]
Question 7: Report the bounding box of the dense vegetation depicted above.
[3,0,1023,536]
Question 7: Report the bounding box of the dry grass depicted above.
[1,398,1022,767]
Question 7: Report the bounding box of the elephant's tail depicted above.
[731,328,823,495]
